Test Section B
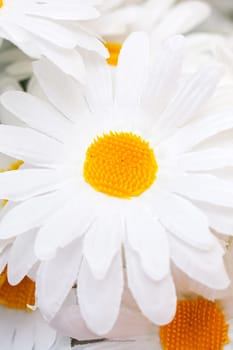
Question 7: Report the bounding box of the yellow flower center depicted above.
[0,0,3,8]
[160,298,229,350]
[105,42,122,66]
[83,131,158,199]
[0,267,35,311]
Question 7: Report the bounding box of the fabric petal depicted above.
[115,32,149,112]
[153,1,210,40]
[0,168,64,201]
[126,206,169,280]
[78,253,123,335]
[33,58,87,120]
[155,64,222,138]
[0,190,67,239]
[35,196,94,260]
[84,53,113,116]
[7,229,37,285]
[170,234,230,289]
[158,110,233,155]
[150,191,215,250]
[0,125,65,167]
[83,213,122,279]
[168,174,233,208]
[142,35,184,118]
[37,239,82,321]
[1,91,72,142]
[177,148,233,171]
[126,248,176,325]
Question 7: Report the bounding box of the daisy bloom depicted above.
[88,0,211,43]
[0,0,108,82]
[0,33,232,335]
[0,156,71,350]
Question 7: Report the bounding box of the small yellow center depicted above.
[0,267,35,311]
[160,298,229,350]
[0,0,3,8]
[105,42,122,66]
[83,131,158,199]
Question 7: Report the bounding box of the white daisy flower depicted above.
[0,33,232,335]
[0,156,71,350]
[0,0,108,82]
[88,0,211,43]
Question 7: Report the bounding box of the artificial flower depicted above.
[0,0,108,82]
[87,0,211,43]
[0,155,71,350]
[0,268,72,350]
[0,33,233,336]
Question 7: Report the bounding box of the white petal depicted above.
[26,3,99,20]
[83,213,122,279]
[1,91,72,142]
[11,312,36,350]
[197,201,233,234]
[0,125,65,167]
[156,65,222,137]
[142,35,184,118]
[0,246,10,274]
[84,53,113,116]
[170,235,230,289]
[7,229,37,285]
[168,174,233,208]
[38,43,86,83]
[153,1,211,40]
[37,239,82,321]
[177,148,233,171]
[150,192,215,250]
[0,190,67,239]
[78,253,123,335]
[126,206,169,280]
[0,168,64,201]
[33,311,57,350]
[35,196,94,260]
[115,32,149,112]
[33,58,87,121]
[126,249,176,325]
[158,111,233,155]
[14,16,78,49]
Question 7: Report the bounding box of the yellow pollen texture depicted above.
[0,0,3,8]
[0,268,35,311]
[83,131,158,199]
[105,42,122,66]
[159,299,229,350]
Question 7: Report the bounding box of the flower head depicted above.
[0,33,232,335]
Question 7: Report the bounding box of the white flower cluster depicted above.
[0,1,233,349]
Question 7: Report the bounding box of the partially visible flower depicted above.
[87,0,211,43]
[0,0,108,82]
[0,156,71,350]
